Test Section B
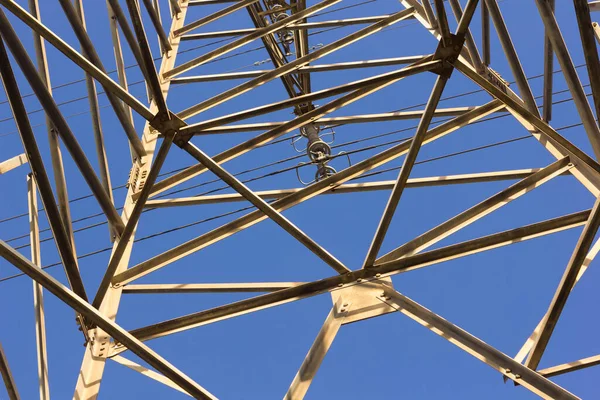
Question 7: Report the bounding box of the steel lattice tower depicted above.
[0,0,599,399]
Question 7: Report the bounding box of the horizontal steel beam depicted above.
[144,169,557,208]
[538,354,600,378]
[180,15,413,39]
[187,106,502,134]
[188,0,239,5]
[0,240,216,400]
[175,0,260,36]
[0,153,27,174]
[170,56,425,83]
[177,8,416,120]
[163,0,339,79]
[178,58,437,131]
[123,282,305,293]
[120,208,590,345]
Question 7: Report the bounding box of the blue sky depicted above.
[0,0,599,398]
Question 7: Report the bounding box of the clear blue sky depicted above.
[0,0,599,398]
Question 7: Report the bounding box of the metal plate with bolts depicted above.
[331,277,395,324]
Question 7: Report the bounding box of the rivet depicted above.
[375,273,381,278]
[514,374,521,379]
[357,278,362,283]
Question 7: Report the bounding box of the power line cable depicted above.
[0,118,582,284]
[3,88,589,248]
[0,78,589,236]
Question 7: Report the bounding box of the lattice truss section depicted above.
[0,0,600,398]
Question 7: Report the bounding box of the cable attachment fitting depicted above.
[303,123,332,161]
[295,123,347,185]
[266,1,294,55]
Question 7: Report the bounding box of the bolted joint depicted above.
[150,111,189,146]
[89,329,111,358]
[149,111,186,135]
[295,102,315,116]
[76,314,94,343]
[431,61,455,79]
[173,135,190,148]
[431,33,465,77]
